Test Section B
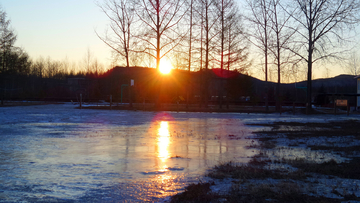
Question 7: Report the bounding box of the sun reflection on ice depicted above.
[157,121,171,164]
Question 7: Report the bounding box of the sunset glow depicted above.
[159,59,172,74]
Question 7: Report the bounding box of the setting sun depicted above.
[159,59,173,74]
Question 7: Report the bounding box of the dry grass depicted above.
[170,182,219,203]
[228,182,341,203]
[250,120,360,179]
[282,157,360,179]
[249,120,360,138]
[171,120,360,202]
[207,160,307,181]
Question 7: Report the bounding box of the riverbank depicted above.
[81,103,281,113]
[2,101,358,115]
[5,101,354,117]
[0,100,56,107]
[79,102,360,115]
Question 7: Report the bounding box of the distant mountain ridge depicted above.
[295,74,357,89]
[247,74,357,94]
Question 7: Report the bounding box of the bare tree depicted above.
[216,0,229,108]
[215,0,248,108]
[132,0,187,107]
[198,1,205,71]
[135,0,187,70]
[187,0,195,72]
[199,0,218,71]
[31,57,45,77]
[268,0,296,111]
[215,0,247,71]
[91,58,104,76]
[97,0,135,69]
[83,48,93,75]
[288,0,360,113]
[185,0,195,108]
[32,56,69,78]
[45,57,61,78]
[0,7,17,74]
[245,0,271,111]
[196,0,219,107]
[342,51,360,76]
[224,10,249,73]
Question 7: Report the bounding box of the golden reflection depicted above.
[157,121,170,163]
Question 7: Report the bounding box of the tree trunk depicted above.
[306,17,313,114]
[156,0,161,108]
[187,0,193,109]
[265,45,269,112]
[276,33,281,112]
[307,50,313,114]
[204,2,209,108]
[219,0,225,109]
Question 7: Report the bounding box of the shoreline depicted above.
[79,103,359,115]
[2,101,357,115]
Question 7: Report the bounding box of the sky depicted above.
[1,0,357,80]
[1,0,112,68]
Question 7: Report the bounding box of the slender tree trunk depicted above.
[263,0,269,112]
[307,11,313,114]
[307,45,313,114]
[276,47,280,112]
[187,0,193,109]
[204,2,209,108]
[226,24,232,109]
[265,43,269,111]
[199,19,204,108]
[275,17,281,112]
[124,36,129,68]
[155,0,161,108]
[126,22,132,108]
[219,0,224,109]
[156,11,161,69]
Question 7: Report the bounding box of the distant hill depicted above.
[248,74,357,94]
[242,74,358,105]
[295,75,357,90]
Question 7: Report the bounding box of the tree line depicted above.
[97,0,250,72]
[97,0,360,113]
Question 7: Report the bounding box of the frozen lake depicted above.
[0,104,358,202]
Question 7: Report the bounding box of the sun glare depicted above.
[158,121,170,162]
[159,59,172,74]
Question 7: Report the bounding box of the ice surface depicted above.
[0,103,254,202]
[1,103,359,202]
